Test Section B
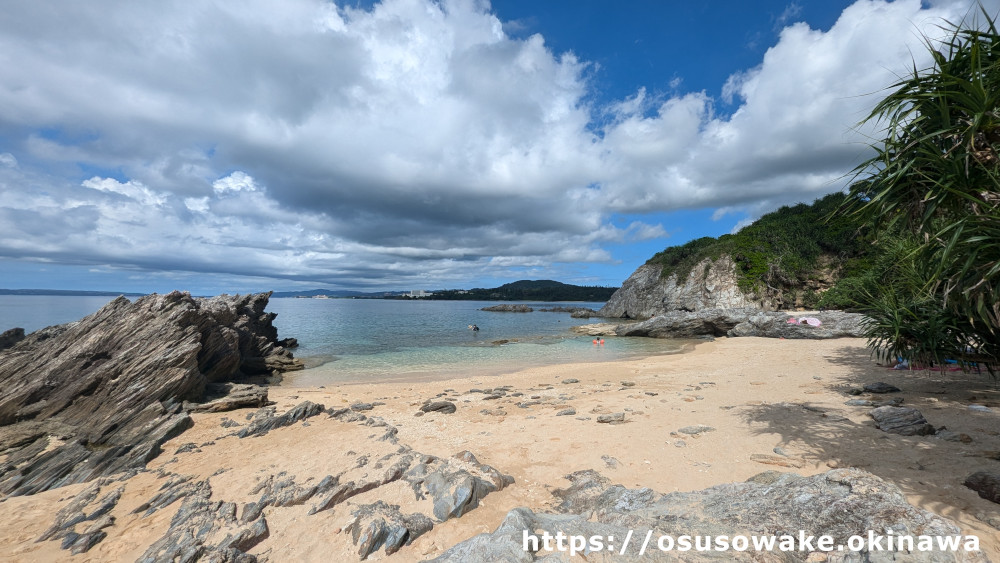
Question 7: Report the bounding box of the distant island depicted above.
[274,280,617,302]
[0,289,147,297]
[405,280,617,302]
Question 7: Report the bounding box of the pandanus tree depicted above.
[845,7,1000,369]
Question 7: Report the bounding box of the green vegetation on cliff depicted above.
[646,193,875,309]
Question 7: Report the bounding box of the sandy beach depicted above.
[2,336,998,561]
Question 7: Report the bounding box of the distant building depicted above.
[408,290,433,298]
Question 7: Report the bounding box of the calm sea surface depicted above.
[0,296,692,385]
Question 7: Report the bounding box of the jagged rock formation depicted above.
[31,401,515,560]
[613,309,865,339]
[0,327,25,351]
[481,304,533,312]
[431,468,987,562]
[599,258,761,320]
[0,291,303,497]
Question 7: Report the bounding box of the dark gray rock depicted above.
[539,307,598,317]
[845,397,903,407]
[869,406,936,436]
[864,382,902,394]
[616,307,756,338]
[964,472,1000,504]
[613,308,866,340]
[407,451,514,522]
[0,291,302,497]
[0,327,25,351]
[310,454,415,516]
[240,473,339,523]
[345,500,434,559]
[556,408,576,416]
[481,304,533,312]
[236,401,325,438]
[137,479,264,563]
[430,468,987,562]
[596,412,625,424]
[188,383,270,413]
[37,479,124,554]
[420,401,457,414]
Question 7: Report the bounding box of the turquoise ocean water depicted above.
[0,296,691,385]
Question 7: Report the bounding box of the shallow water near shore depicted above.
[267,298,693,385]
[0,295,693,384]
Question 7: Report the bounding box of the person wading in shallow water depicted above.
[468,324,480,332]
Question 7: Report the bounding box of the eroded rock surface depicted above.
[481,304,533,312]
[598,259,759,320]
[870,406,936,436]
[614,309,865,340]
[32,403,514,561]
[0,291,303,497]
[431,468,987,562]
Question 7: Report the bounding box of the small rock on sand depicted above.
[597,413,625,424]
[964,472,1000,504]
[678,425,715,436]
[869,406,934,436]
[420,401,457,414]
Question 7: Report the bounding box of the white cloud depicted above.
[212,171,260,194]
[0,0,995,288]
[81,177,168,207]
[625,221,669,241]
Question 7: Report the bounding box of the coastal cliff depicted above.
[599,194,871,320]
[598,257,762,319]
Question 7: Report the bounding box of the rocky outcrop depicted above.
[481,304,533,312]
[615,307,756,338]
[0,291,303,497]
[599,258,761,319]
[32,405,514,561]
[0,327,25,351]
[431,468,987,562]
[614,309,866,339]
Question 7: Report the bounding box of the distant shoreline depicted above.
[0,289,146,297]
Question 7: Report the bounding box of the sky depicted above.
[1,0,998,294]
